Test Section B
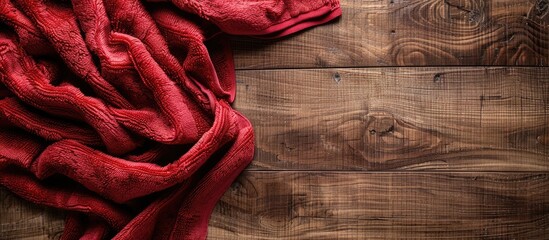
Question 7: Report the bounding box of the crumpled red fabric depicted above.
[0,0,340,239]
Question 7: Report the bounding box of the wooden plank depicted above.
[209,171,549,239]
[0,188,64,240]
[4,172,548,239]
[232,0,549,69]
[233,67,549,170]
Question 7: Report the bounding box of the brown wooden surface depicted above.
[233,0,549,69]
[2,0,549,239]
[234,67,549,171]
[208,172,549,239]
[0,188,64,240]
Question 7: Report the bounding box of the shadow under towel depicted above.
[0,0,341,239]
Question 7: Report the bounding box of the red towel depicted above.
[0,0,340,239]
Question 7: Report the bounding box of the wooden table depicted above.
[2,0,549,239]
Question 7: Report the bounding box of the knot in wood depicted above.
[537,133,549,146]
[536,0,549,17]
[365,112,395,136]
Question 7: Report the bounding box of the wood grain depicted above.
[0,188,64,240]
[232,0,549,69]
[4,172,547,239]
[2,0,549,238]
[209,171,549,239]
[233,67,549,171]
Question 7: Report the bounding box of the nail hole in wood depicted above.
[434,73,443,83]
[333,72,341,84]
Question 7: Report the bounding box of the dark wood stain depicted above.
[1,0,549,239]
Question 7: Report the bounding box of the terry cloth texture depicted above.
[0,0,341,239]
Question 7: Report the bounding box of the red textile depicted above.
[0,0,340,239]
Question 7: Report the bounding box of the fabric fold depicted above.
[0,0,341,239]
